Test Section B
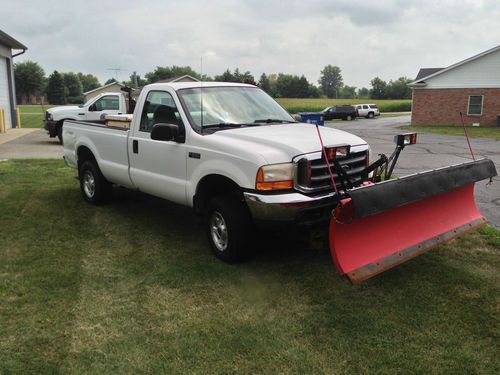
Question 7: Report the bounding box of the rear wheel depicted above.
[367,112,374,119]
[206,195,253,263]
[79,160,112,205]
[346,115,353,121]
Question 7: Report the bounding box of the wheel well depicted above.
[77,146,96,170]
[194,174,242,215]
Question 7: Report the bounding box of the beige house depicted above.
[156,75,200,84]
[83,82,138,102]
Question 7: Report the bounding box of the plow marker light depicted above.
[329,159,497,284]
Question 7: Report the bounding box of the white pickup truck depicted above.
[45,92,129,143]
[63,82,370,262]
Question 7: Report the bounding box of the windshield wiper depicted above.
[254,119,296,124]
[202,122,244,129]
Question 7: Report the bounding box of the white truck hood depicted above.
[212,123,367,164]
[47,106,81,115]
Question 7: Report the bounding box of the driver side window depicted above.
[94,95,119,111]
[139,91,182,133]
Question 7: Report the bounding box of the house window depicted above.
[468,95,483,115]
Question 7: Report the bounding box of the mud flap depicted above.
[329,159,497,284]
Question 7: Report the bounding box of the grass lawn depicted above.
[406,125,500,140]
[17,105,55,129]
[1,160,499,374]
[276,98,411,113]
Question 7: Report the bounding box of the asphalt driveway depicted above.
[0,129,63,159]
[329,115,500,228]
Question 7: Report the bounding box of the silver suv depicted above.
[354,104,380,118]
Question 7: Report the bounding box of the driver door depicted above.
[86,95,122,121]
[128,90,188,205]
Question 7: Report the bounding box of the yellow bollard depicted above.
[16,107,21,128]
[0,108,5,134]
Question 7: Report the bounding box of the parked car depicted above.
[320,105,358,121]
[354,104,380,118]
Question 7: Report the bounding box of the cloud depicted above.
[2,0,499,88]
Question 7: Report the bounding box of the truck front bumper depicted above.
[44,120,58,137]
[243,191,337,228]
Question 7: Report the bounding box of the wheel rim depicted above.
[83,170,96,198]
[347,115,352,120]
[210,211,228,252]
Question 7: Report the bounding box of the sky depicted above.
[2,0,500,89]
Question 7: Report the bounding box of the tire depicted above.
[346,115,353,121]
[57,123,63,144]
[205,195,254,263]
[367,112,374,119]
[79,160,112,205]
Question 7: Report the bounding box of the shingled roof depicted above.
[415,68,444,81]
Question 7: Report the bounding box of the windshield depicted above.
[177,86,294,132]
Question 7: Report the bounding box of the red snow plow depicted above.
[318,131,497,284]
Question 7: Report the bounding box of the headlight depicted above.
[46,112,53,121]
[256,163,294,191]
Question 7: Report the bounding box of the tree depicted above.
[126,72,147,88]
[339,85,357,99]
[259,73,271,93]
[63,72,83,103]
[308,84,322,98]
[318,65,343,98]
[46,71,66,104]
[14,61,46,103]
[105,78,118,85]
[145,65,200,83]
[386,77,412,99]
[275,74,310,98]
[214,68,255,84]
[357,87,369,98]
[369,77,387,99]
[77,73,100,92]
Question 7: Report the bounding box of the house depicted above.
[409,45,500,127]
[83,81,138,102]
[0,30,27,129]
[156,75,199,83]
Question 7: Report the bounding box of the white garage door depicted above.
[0,56,12,129]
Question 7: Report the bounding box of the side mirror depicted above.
[89,103,96,112]
[151,123,179,142]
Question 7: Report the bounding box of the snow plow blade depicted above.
[329,159,497,284]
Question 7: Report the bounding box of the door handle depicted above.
[133,140,138,154]
[78,113,85,115]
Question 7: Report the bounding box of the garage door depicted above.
[0,56,12,129]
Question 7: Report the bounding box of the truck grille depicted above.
[295,150,368,194]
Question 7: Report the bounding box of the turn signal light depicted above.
[256,164,294,191]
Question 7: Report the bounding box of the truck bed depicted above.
[63,120,135,189]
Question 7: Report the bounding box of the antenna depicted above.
[107,68,127,80]
[200,55,204,134]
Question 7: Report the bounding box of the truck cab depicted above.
[44,92,128,143]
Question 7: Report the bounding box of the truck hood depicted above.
[47,106,81,114]
[213,123,367,163]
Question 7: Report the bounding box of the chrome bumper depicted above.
[243,191,337,226]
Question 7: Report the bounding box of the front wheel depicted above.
[367,112,374,119]
[346,115,353,121]
[206,195,254,263]
[79,160,112,205]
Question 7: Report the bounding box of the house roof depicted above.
[156,75,200,83]
[0,29,27,50]
[409,45,500,86]
[415,68,444,81]
[83,81,128,95]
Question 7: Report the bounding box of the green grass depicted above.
[17,105,56,129]
[1,159,499,374]
[276,98,412,113]
[406,125,500,140]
